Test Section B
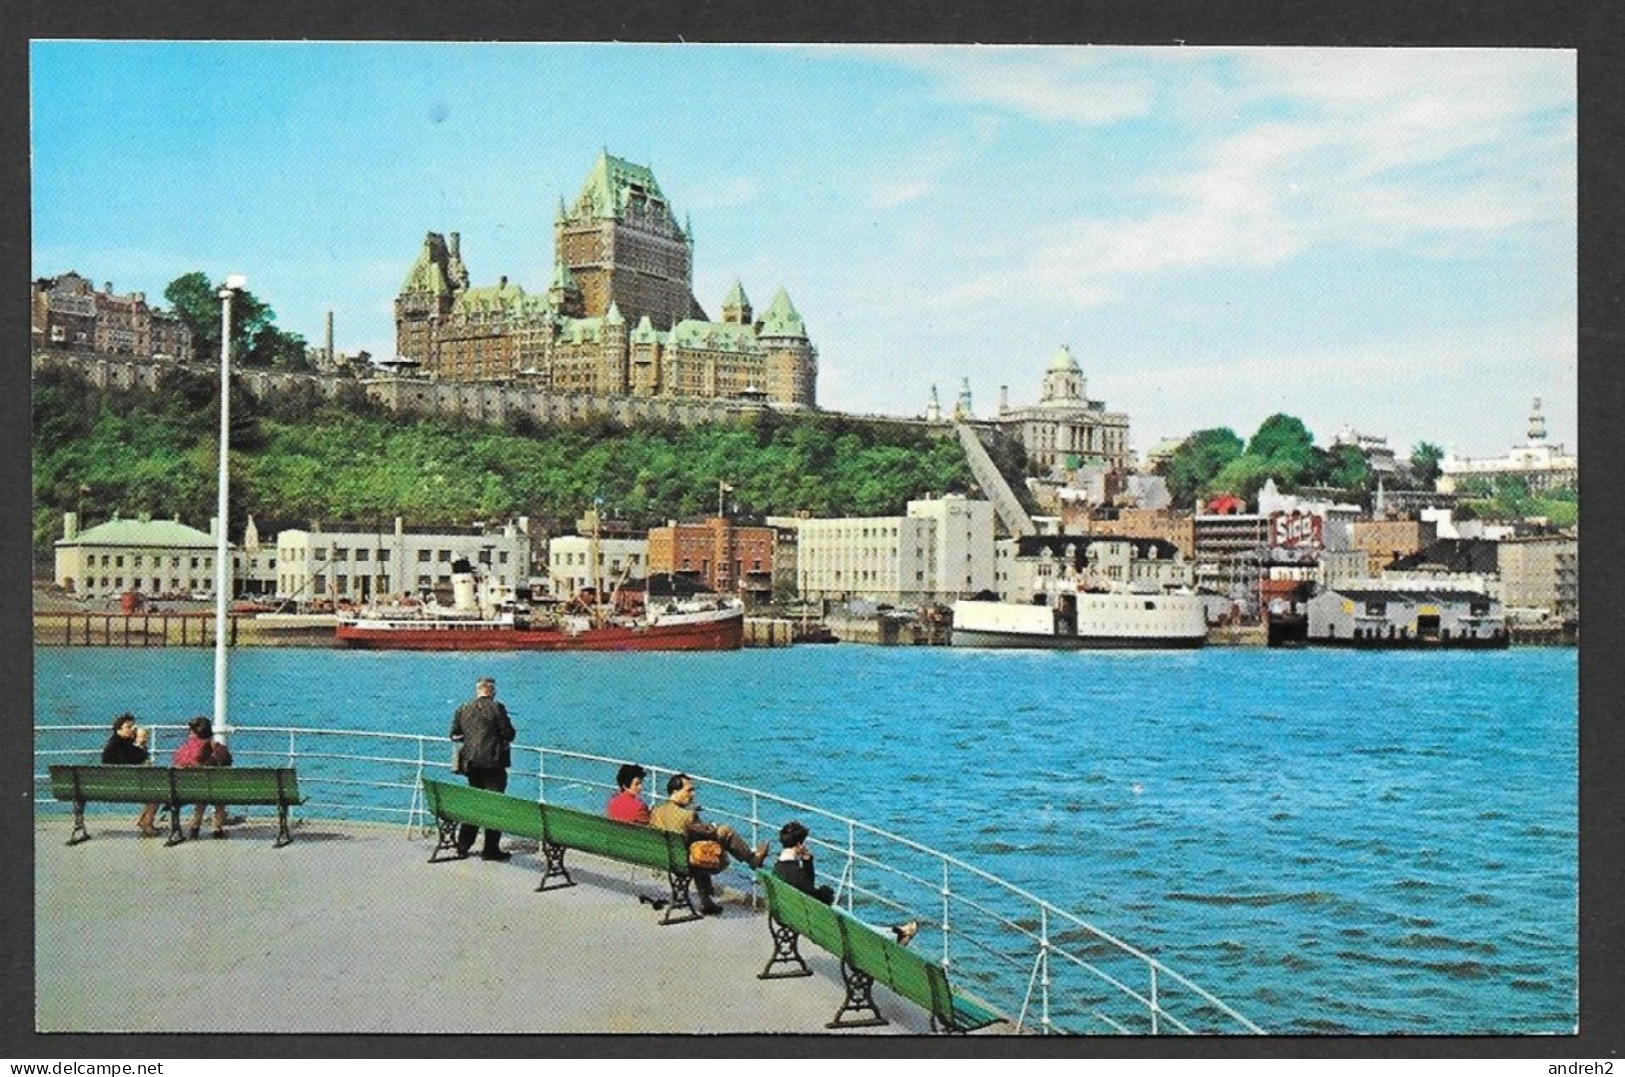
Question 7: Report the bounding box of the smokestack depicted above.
[326,311,335,363]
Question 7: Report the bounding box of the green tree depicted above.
[1158,428,1244,507]
[163,271,310,370]
[1316,443,1372,492]
[1409,441,1444,490]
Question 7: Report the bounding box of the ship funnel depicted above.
[450,558,479,611]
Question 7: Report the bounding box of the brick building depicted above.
[647,518,776,606]
[31,273,194,361]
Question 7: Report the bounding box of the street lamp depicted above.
[212,275,246,738]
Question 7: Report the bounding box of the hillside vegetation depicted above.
[32,365,986,560]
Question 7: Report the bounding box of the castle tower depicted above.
[955,377,973,421]
[1040,345,1086,405]
[926,384,942,423]
[554,151,703,330]
[757,286,817,408]
[395,231,465,365]
[1527,397,1547,444]
[720,279,753,325]
[599,300,629,394]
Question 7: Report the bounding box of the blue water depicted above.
[33,644,1577,1035]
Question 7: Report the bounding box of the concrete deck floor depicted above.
[35,812,959,1036]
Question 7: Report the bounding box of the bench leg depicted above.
[273,802,293,848]
[67,801,90,846]
[758,917,812,979]
[659,871,703,925]
[826,962,888,1029]
[536,841,575,892]
[427,815,462,862]
[164,803,186,846]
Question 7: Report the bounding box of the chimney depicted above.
[209,516,219,539]
[63,512,78,540]
[449,232,460,259]
[326,311,335,362]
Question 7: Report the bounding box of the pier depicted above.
[34,815,934,1035]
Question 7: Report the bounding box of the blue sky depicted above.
[31,42,1575,460]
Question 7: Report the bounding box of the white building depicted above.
[993,535,1193,603]
[54,513,229,600]
[995,345,1131,477]
[1438,398,1577,494]
[796,495,995,605]
[546,534,649,598]
[275,517,532,604]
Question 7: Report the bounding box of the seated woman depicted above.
[772,819,835,904]
[774,818,917,945]
[172,717,232,839]
[100,712,160,837]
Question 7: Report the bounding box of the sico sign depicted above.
[1272,511,1323,549]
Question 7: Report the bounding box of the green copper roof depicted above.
[631,314,661,345]
[550,262,578,291]
[757,287,807,340]
[59,517,221,549]
[605,300,624,326]
[722,279,751,310]
[572,151,677,226]
[401,239,451,295]
[669,319,762,352]
[452,279,529,314]
[1048,345,1081,373]
[558,315,607,344]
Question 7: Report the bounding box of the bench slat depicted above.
[540,802,683,874]
[421,779,544,840]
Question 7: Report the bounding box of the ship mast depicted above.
[588,501,604,628]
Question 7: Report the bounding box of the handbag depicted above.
[452,744,465,774]
[688,839,725,872]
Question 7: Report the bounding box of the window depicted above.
[418,550,432,562]
[356,549,370,562]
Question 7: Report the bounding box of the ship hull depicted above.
[335,608,744,652]
[950,627,1205,650]
[950,593,1207,651]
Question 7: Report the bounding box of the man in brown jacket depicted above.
[649,773,768,914]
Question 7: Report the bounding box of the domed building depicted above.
[393,151,817,408]
[993,345,1131,477]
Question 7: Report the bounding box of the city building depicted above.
[275,517,533,604]
[1350,517,1437,577]
[795,495,995,606]
[394,152,818,407]
[1308,584,1505,646]
[992,534,1192,603]
[1437,398,1577,494]
[54,513,228,600]
[993,346,1132,477]
[646,517,776,606]
[546,534,649,599]
[31,273,194,361]
[1496,536,1579,623]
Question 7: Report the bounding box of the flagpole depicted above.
[213,275,246,739]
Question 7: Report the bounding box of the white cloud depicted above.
[862,45,1158,126]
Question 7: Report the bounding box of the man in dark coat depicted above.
[449,676,517,860]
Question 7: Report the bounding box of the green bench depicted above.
[48,764,304,848]
[421,777,702,925]
[756,869,1004,1034]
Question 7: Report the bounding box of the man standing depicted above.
[449,676,516,860]
[648,773,768,915]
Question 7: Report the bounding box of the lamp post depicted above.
[213,275,246,738]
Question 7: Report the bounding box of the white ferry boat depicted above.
[951,579,1207,650]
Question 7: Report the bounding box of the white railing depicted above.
[35,723,1264,1035]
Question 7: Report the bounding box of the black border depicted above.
[8,0,1617,1063]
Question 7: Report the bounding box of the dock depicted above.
[34,815,937,1035]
